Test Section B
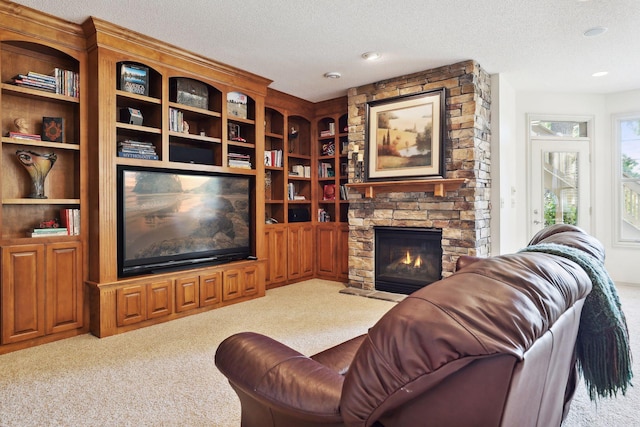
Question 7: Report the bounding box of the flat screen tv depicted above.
[117,165,253,277]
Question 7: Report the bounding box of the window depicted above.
[615,115,640,244]
[530,120,588,138]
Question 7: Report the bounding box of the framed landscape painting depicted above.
[365,88,445,181]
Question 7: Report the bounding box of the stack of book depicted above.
[117,140,159,160]
[319,122,335,137]
[8,69,79,98]
[8,131,41,141]
[228,152,251,169]
[31,227,69,237]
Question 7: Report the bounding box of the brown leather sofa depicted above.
[215,225,603,426]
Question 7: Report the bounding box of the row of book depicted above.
[228,152,251,169]
[169,107,186,132]
[31,208,80,237]
[8,69,79,98]
[318,162,334,178]
[117,140,159,160]
[264,149,283,167]
[290,164,311,178]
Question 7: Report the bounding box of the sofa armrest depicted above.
[215,332,345,417]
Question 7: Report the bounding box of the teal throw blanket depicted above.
[521,242,633,400]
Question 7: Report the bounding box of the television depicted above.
[117,165,253,277]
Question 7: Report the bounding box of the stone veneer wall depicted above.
[347,60,491,290]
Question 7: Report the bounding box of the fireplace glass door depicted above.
[375,227,442,294]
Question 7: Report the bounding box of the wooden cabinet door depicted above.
[223,268,242,301]
[265,226,287,286]
[338,225,350,281]
[288,224,314,280]
[200,271,222,306]
[316,225,336,276]
[175,276,200,312]
[45,241,83,334]
[147,279,173,319]
[287,226,302,279]
[116,284,147,326]
[242,266,258,296]
[1,244,46,344]
[300,224,314,277]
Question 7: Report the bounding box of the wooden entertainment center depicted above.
[0,2,350,351]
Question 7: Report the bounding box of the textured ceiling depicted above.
[10,0,640,102]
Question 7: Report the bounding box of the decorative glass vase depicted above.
[16,150,57,199]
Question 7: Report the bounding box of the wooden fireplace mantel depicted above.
[346,178,467,198]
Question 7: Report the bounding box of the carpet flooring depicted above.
[0,279,637,426]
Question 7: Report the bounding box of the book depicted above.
[119,63,149,96]
[31,227,68,237]
[41,117,64,142]
[117,152,159,160]
[9,131,42,141]
[32,227,68,234]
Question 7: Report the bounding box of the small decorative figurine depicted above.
[15,150,57,199]
[14,117,28,133]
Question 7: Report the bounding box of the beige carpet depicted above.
[0,279,637,426]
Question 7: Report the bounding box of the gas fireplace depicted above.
[375,227,443,294]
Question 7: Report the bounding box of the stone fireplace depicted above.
[375,227,442,294]
[346,60,491,291]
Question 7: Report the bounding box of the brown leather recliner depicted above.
[215,225,602,427]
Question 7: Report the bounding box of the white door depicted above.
[530,140,591,235]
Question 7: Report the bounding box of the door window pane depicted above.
[543,151,579,226]
[530,120,588,137]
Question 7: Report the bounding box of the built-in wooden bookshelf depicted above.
[0,4,88,354]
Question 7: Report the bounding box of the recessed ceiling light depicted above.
[592,71,608,77]
[323,71,341,79]
[583,26,608,37]
[361,51,382,61]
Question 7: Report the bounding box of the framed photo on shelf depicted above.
[365,88,445,181]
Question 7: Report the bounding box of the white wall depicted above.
[490,74,519,255]
[492,81,639,284]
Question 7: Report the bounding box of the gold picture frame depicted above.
[365,88,445,181]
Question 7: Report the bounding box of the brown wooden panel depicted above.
[222,268,242,301]
[200,271,221,306]
[175,276,199,312]
[242,266,258,296]
[147,279,173,319]
[45,241,83,334]
[287,226,301,279]
[300,224,314,277]
[116,284,146,326]
[1,244,46,343]
[316,225,336,275]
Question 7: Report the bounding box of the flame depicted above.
[403,250,411,265]
[414,255,422,268]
